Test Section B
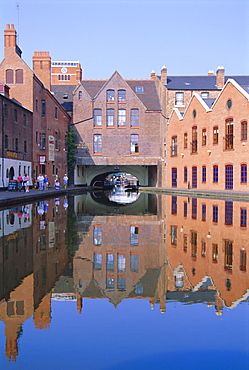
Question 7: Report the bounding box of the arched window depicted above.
[118,89,126,101]
[191,126,197,153]
[241,121,247,141]
[213,126,219,144]
[16,69,23,84]
[6,69,14,84]
[106,89,115,101]
[94,109,102,126]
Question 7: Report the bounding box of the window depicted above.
[225,201,233,225]
[118,89,126,101]
[175,92,184,105]
[6,69,14,84]
[212,244,218,263]
[184,133,188,148]
[55,107,58,119]
[4,104,8,117]
[14,109,17,122]
[172,168,177,187]
[106,89,115,101]
[24,140,27,154]
[118,254,126,272]
[41,133,46,150]
[241,164,247,183]
[171,196,177,214]
[135,86,144,93]
[106,278,114,290]
[117,278,126,291]
[118,109,126,126]
[184,202,187,217]
[191,231,197,258]
[15,138,18,152]
[201,92,209,99]
[36,99,38,112]
[213,126,219,144]
[202,129,207,146]
[41,100,46,117]
[202,166,206,183]
[192,198,197,219]
[106,109,114,127]
[224,240,233,270]
[130,226,138,246]
[225,165,233,189]
[94,134,102,153]
[227,99,232,109]
[191,126,197,153]
[240,208,247,227]
[130,134,138,153]
[130,253,138,271]
[94,253,102,270]
[171,225,177,245]
[183,234,187,252]
[63,93,68,99]
[4,135,8,149]
[78,91,82,99]
[225,119,234,149]
[213,165,218,183]
[202,204,206,221]
[106,254,114,270]
[201,241,206,257]
[131,109,139,126]
[213,205,218,223]
[93,226,102,245]
[171,136,177,156]
[94,109,102,126]
[23,114,26,126]
[241,121,247,141]
[184,167,188,183]
[15,69,23,84]
[192,166,197,188]
[240,249,247,271]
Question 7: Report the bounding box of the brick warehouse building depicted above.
[0,25,69,187]
[72,70,167,187]
[0,81,32,187]
[166,78,249,191]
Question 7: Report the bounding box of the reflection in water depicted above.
[105,186,140,204]
[0,193,248,365]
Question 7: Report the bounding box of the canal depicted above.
[0,189,248,369]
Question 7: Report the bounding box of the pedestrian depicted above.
[44,174,49,190]
[37,174,44,190]
[63,174,68,188]
[17,175,23,192]
[23,173,30,192]
[54,178,60,190]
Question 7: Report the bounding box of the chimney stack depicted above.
[4,24,22,58]
[32,51,51,90]
[216,66,225,89]
[150,70,156,80]
[161,65,167,84]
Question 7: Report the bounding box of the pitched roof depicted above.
[81,79,161,111]
[159,75,249,91]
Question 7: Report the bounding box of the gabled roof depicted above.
[81,76,161,111]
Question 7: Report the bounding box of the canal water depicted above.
[0,189,248,369]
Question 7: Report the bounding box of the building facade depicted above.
[0,24,69,185]
[165,79,249,191]
[72,71,166,186]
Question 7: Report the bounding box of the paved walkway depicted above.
[0,186,90,210]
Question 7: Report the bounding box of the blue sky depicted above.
[1,0,249,80]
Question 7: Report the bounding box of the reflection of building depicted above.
[73,212,167,310]
[165,195,249,310]
[0,197,70,361]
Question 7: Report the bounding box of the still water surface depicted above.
[0,190,248,369]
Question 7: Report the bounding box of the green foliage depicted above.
[66,128,76,177]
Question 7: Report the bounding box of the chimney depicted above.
[208,70,214,76]
[216,66,225,88]
[161,65,167,84]
[32,51,51,90]
[150,70,156,80]
[4,24,22,58]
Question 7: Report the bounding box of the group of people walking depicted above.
[16,173,68,192]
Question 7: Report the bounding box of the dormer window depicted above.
[135,86,144,93]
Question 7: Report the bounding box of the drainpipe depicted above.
[1,96,5,188]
